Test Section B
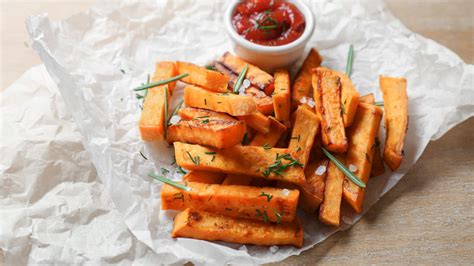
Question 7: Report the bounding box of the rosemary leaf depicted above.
[167,99,184,125]
[233,64,249,94]
[374,101,384,107]
[133,73,188,92]
[321,147,366,188]
[345,44,354,78]
[148,173,191,191]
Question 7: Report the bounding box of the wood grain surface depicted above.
[1,0,473,265]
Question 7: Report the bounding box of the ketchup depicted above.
[232,0,306,46]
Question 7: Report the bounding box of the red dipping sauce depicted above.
[232,0,306,46]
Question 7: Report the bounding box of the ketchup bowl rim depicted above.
[224,0,315,54]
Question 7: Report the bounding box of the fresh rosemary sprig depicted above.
[133,73,188,92]
[262,143,271,150]
[256,209,269,223]
[345,44,354,78]
[148,173,191,191]
[167,99,184,125]
[233,64,249,94]
[321,147,366,188]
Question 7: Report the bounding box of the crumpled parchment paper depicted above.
[1,0,473,264]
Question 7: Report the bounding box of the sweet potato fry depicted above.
[245,87,274,115]
[182,171,225,184]
[172,209,303,247]
[221,174,253,186]
[178,107,235,121]
[218,52,274,94]
[317,67,360,127]
[371,137,385,177]
[151,61,178,93]
[380,75,408,171]
[343,102,383,213]
[359,93,375,103]
[288,106,320,167]
[184,85,256,116]
[177,61,229,92]
[319,161,344,226]
[313,68,348,153]
[167,119,246,149]
[174,142,306,185]
[214,63,274,115]
[161,182,299,223]
[138,62,177,141]
[291,48,323,109]
[277,160,328,214]
[249,117,287,147]
[273,69,291,122]
[237,112,271,134]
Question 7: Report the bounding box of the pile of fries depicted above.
[137,48,408,248]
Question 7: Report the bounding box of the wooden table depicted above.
[1,1,473,264]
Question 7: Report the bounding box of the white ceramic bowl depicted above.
[224,0,315,72]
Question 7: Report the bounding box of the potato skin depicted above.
[172,208,303,247]
[313,68,348,153]
[379,75,408,171]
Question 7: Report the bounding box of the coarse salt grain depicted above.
[315,165,327,175]
[169,115,181,125]
[243,79,251,88]
[307,97,315,108]
[269,246,279,253]
[238,86,246,96]
[239,245,248,252]
[282,188,290,196]
[349,164,358,173]
[299,96,307,104]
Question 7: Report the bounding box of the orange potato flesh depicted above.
[177,61,229,92]
[276,160,328,214]
[343,102,383,213]
[178,107,236,121]
[380,75,408,171]
[273,69,291,122]
[313,68,348,153]
[218,52,274,94]
[237,112,271,134]
[317,67,360,127]
[172,208,304,247]
[319,160,344,226]
[291,48,323,109]
[161,182,299,223]
[151,61,178,93]
[357,94,386,176]
[245,87,274,115]
[174,142,306,186]
[166,119,246,149]
[221,174,253,186]
[138,62,177,141]
[359,93,375,103]
[249,117,287,147]
[183,85,256,116]
[182,171,225,184]
[288,105,320,167]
